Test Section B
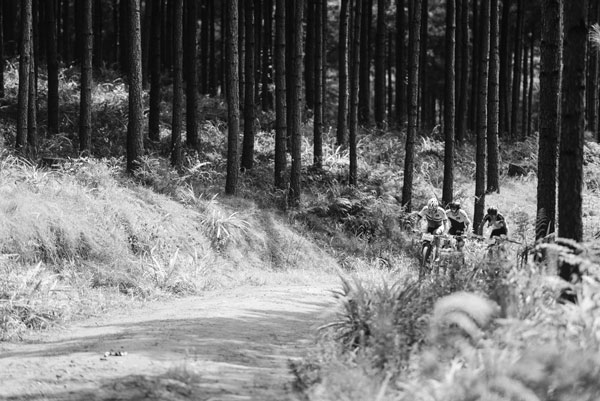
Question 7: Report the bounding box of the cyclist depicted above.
[417,198,449,235]
[478,207,508,238]
[446,201,471,251]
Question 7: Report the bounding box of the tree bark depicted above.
[442,0,455,205]
[241,0,256,171]
[358,0,371,125]
[274,0,286,189]
[456,0,469,143]
[419,0,429,129]
[225,0,240,195]
[313,0,323,168]
[17,0,32,151]
[499,0,511,136]
[127,0,144,173]
[305,0,315,110]
[374,0,386,126]
[510,0,524,139]
[337,0,349,146]
[93,0,103,68]
[79,0,93,155]
[402,0,421,211]
[288,0,303,206]
[487,0,500,193]
[185,0,200,153]
[46,0,59,135]
[149,0,161,142]
[558,0,587,241]
[395,0,406,125]
[0,0,4,98]
[171,0,183,167]
[27,27,37,156]
[474,0,490,232]
[261,0,273,109]
[141,0,152,87]
[536,0,562,239]
[120,0,130,74]
[349,0,362,187]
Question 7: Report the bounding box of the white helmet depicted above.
[427,198,438,210]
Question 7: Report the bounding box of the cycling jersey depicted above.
[446,208,471,235]
[482,213,508,238]
[418,206,448,229]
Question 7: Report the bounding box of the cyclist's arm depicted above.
[461,210,472,229]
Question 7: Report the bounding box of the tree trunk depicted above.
[171,0,183,167]
[521,33,528,137]
[241,0,256,171]
[349,0,362,186]
[79,0,92,155]
[558,0,587,242]
[468,0,479,133]
[62,0,70,64]
[456,0,469,143]
[149,0,161,142]
[17,0,32,151]
[527,31,534,137]
[209,0,217,95]
[499,0,511,136]
[46,0,59,135]
[536,0,562,239]
[374,0,386,126]
[200,0,209,93]
[510,0,523,139]
[141,0,152,87]
[261,0,273,109]
[418,0,429,129]
[274,0,286,189]
[225,0,240,195]
[120,0,130,74]
[27,28,37,156]
[402,0,421,211]
[93,0,103,68]
[586,0,598,133]
[442,0,455,205]
[288,0,303,207]
[305,0,315,110]
[395,0,406,125]
[186,0,200,152]
[0,0,4,99]
[487,0,500,193]
[358,0,371,125]
[127,0,144,172]
[474,0,490,233]
[313,0,323,168]
[337,0,349,146]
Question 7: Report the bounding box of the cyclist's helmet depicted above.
[487,207,498,215]
[427,198,438,210]
[449,201,460,211]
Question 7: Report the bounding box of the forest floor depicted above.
[0,280,339,401]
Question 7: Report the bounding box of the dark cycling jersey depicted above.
[482,213,508,238]
[446,209,471,235]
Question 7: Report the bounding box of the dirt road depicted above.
[0,284,338,401]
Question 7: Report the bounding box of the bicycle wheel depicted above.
[420,243,432,279]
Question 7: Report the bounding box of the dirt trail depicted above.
[0,283,339,401]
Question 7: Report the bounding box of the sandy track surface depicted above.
[0,284,338,401]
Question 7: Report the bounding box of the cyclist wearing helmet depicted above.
[446,201,471,235]
[417,198,449,235]
[478,207,508,238]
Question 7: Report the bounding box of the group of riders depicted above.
[415,197,508,251]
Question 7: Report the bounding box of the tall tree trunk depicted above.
[209,0,217,95]
[537,0,562,239]
[0,0,4,99]
[171,0,183,167]
[442,0,455,205]
[510,0,523,139]
[225,0,240,195]
[274,0,286,189]
[395,0,406,125]
[241,0,255,170]
[456,0,469,143]
[527,31,534,137]
[586,0,598,133]
[254,0,262,102]
[27,28,37,156]
[200,0,209,92]
[337,0,349,146]
[62,0,70,64]
[402,0,421,211]
[93,0,103,68]
[474,0,490,233]
[349,0,362,186]
[305,0,315,110]
[313,0,323,168]
[261,0,273,109]
[499,0,511,136]
[288,0,303,207]
[186,0,200,152]
[358,0,371,125]
[79,0,93,155]
[558,0,587,241]
[521,33,528,137]
[141,0,152,87]
[418,0,429,129]
[374,0,386,126]
[120,0,130,74]
[46,0,59,135]
[487,0,500,193]
[127,0,144,172]
[17,0,32,151]
[149,0,161,142]
[468,0,479,133]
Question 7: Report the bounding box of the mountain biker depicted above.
[446,201,471,251]
[478,207,508,238]
[417,198,449,235]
